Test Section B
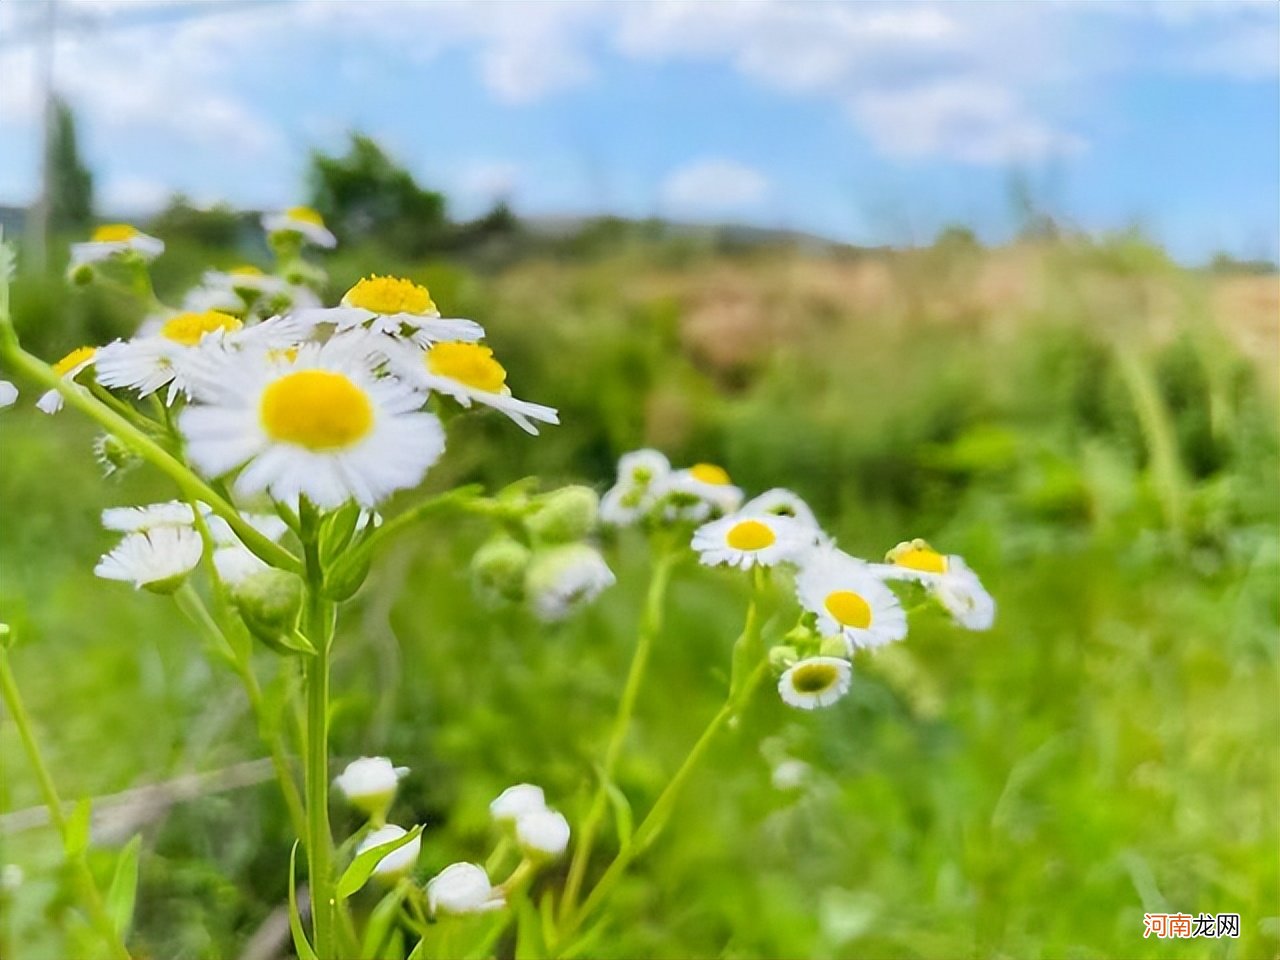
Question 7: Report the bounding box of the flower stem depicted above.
[0,647,132,960]
[559,544,677,921]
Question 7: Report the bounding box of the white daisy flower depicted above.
[778,656,852,710]
[333,756,410,815]
[515,809,570,860]
[261,206,337,248]
[181,284,246,316]
[525,544,616,621]
[425,863,505,916]
[490,783,547,824]
[69,224,164,267]
[0,381,17,408]
[691,513,809,570]
[203,266,290,299]
[599,448,671,526]
[94,526,203,593]
[356,824,421,880]
[656,463,744,522]
[384,340,558,435]
[873,539,995,631]
[741,488,824,543]
[36,345,98,414]
[296,275,484,346]
[796,547,907,651]
[95,311,304,401]
[102,500,197,533]
[179,338,445,508]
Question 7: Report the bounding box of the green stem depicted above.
[560,546,677,921]
[0,333,301,574]
[0,648,132,960]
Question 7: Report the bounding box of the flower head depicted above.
[524,543,616,621]
[777,656,852,710]
[296,275,484,345]
[656,463,743,522]
[37,346,98,414]
[94,526,203,593]
[262,206,336,248]
[425,863,505,916]
[489,783,547,824]
[515,809,570,860]
[796,547,907,651]
[333,757,410,815]
[600,449,671,526]
[70,224,164,267]
[874,539,995,630]
[692,513,809,570]
[741,488,823,541]
[356,824,421,881]
[101,500,197,533]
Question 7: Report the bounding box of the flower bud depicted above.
[525,543,615,622]
[819,634,851,658]
[69,263,96,286]
[515,809,570,861]
[768,644,799,673]
[489,783,546,825]
[356,824,421,881]
[334,757,409,817]
[230,569,304,649]
[425,862,504,916]
[471,536,532,603]
[525,486,599,544]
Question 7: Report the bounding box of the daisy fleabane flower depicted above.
[600,449,671,526]
[0,381,18,408]
[179,337,444,508]
[741,488,825,544]
[94,526,203,593]
[692,512,809,570]
[69,224,164,267]
[102,501,198,532]
[36,346,98,414]
[334,756,410,815]
[261,206,336,248]
[426,863,505,916]
[657,463,743,522]
[385,339,558,435]
[297,275,484,346]
[796,547,907,651]
[778,656,852,710]
[490,784,547,824]
[873,539,995,631]
[95,311,303,402]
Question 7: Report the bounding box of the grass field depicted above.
[1,233,1277,959]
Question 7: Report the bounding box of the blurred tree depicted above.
[48,96,93,230]
[148,196,245,248]
[307,134,448,256]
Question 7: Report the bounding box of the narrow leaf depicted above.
[288,841,319,960]
[105,834,142,938]
[513,894,546,960]
[64,798,93,857]
[602,780,634,848]
[360,883,410,958]
[336,825,422,900]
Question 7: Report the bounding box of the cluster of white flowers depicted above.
[603,449,994,711]
[490,782,571,860]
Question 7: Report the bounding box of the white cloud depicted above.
[660,159,769,216]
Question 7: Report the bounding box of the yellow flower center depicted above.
[344,275,436,316]
[791,661,840,694]
[690,463,730,485]
[426,342,507,393]
[53,346,97,378]
[230,265,264,276]
[160,311,243,346]
[259,370,374,451]
[824,590,872,628]
[286,206,325,226]
[91,224,139,243]
[886,539,949,574]
[725,519,776,551]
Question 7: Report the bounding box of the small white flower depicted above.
[599,449,671,526]
[525,544,616,621]
[202,266,290,299]
[69,224,164,267]
[101,500,197,533]
[741,488,823,540]
[796,547,907,651]
[36,345,99,414]
[656,464,743,522]
[333,757,409,814]
[356,824,421,880]
[778,656,852,710]
[181,284,246,315]
[296,275,484,346]
[94,526,203,592]
[425,862,505,916]
[692,513,809,570]
[872,539,995,631]
[180,337,445,509]
[515,809,570,860]
[384,339,557,435]
[261,206,337,248]
[0,380,17,408]
[490,783,547,824]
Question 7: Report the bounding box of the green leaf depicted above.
[539,891,558,955]
[406,934,428,960]
[513,894,546,960]
[105,834,141,938]
[360,883,410,958]
[288,841,319,960]
[64,798,93,857]
[319,501,362,564]
[602,780,634,848]
[336,825,422,900]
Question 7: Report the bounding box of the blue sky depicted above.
[0,0,1276,263]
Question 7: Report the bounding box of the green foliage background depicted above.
[0,222,1277,959]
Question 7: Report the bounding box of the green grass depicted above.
[1,238,1277,959]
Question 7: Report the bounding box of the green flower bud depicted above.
[471,535,532,603]
[768,645,799,673]
[818,635,851,658]
[526,486,599,543]
[93,433,140,478]
[70,263,95,286]
[231,569,305,652]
